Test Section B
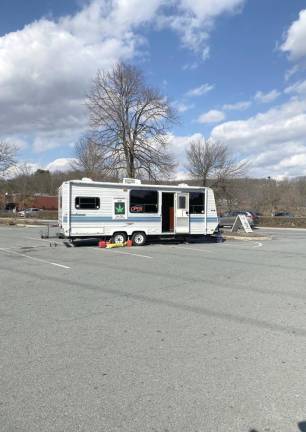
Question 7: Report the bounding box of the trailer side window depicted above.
[190,192,205,214]
[75,197,100,209]
[130,190,158,213]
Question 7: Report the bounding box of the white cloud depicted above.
[285,79,306,95]
[46,158,77,172]
[222,100,251,111]
[254,89,281,104]
[281,9,306,61]
[167,0,246,57]
[172,101,194,113]
[0,0,247,156]
[182,62,199,71]
[186,83,215,97]
[284,64,300,81]
[211,96,306,177]
[0,1,143,153]
[4,162,41,179]
[198,109,225,124]
[179,0,245,20]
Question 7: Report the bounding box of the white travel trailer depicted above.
[58,178,219,245]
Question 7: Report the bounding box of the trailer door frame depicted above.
[175,192,190,234]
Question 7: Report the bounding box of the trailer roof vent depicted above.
[122,178,141,185]
[81,177,93,182]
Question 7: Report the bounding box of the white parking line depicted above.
[105,250,152,259]
[0,248,70,269]
[223,241,263,249]
[171,245,212,253]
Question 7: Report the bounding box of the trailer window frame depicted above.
[189,192,205,214]
[75,196,100,210]
[129,189,159,214]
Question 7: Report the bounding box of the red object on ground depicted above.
[98,240,106,248]
[127,239,133,247]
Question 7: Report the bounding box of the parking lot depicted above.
[1,225,306,432]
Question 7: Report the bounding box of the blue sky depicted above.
[1,0,306,178]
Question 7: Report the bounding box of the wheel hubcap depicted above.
[135,234,143,244]
[115,235,124,243]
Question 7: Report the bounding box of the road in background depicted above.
[1,226,306,432]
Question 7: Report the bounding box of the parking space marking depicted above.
[105,250,152,259]
[170,245,212,253]
[223,241,264,248]
[0,247,71,269]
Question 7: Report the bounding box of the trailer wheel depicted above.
[111,232,127,244]
[132,231,146,246]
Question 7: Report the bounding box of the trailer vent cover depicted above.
[122,178,141,185]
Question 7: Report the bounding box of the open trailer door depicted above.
[175,193,190,234]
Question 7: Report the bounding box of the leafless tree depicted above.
[0,140,17,177]
[73,136,113,180]
[87,63,177,180]
[185,137,247,187]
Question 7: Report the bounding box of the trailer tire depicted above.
[111,232,127,244]
[132,231,146,246]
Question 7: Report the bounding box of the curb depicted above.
[258,226,306,232]
[222,234,272,241]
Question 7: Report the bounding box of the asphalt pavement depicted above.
[1,225,306,432]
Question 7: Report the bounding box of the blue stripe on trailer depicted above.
[64,216,218,223]
[190,217,218,222]
[64,216,161,223]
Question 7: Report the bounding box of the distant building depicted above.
[31,195,58,210]
[3,194,58,211]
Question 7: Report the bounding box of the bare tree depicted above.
[0,140,17,177]
[185,137,247,187]
[87,63,177,180]
[73,136,113,180]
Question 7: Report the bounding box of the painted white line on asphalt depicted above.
[0,247,71,269]
[109,250,152,259]
[171,245,211,253]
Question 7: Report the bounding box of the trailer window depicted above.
[178,196,186,209]
[190,192,205,214]
[75,197,100,209]
[130,190,158,213]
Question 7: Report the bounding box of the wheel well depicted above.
[131,230,147,236]
[112,231,128,238]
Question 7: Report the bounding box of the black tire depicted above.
[111,232,127,244]
[131,231,146,246]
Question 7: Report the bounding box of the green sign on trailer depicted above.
[113,199,127,220]
[115,202,125,215]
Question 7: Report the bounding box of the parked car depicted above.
[219,210,256,228]
[272,211,295,218]
[18,208,42,217]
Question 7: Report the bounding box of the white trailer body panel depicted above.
[58,180,218,238]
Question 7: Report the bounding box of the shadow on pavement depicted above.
[72,235,222,247]
[248,422,306,432]
[298,421,306,431]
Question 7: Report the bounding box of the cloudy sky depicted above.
[1,0,306,178]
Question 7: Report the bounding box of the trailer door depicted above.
[175,193,189,234]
